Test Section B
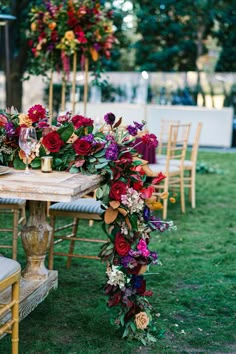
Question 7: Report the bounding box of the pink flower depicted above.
[137,239,150,257]
[28,104,46,123]
[141,133,158,148]
[140,186,154,199]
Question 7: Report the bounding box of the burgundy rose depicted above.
[73,138,92,155]
[108,291,122,307]
[109,181,127,201]
[72,115,94,129]
[114,232,131,256]
[42,131,64,153]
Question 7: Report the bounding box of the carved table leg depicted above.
[21,201,52,280]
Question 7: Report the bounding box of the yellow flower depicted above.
[160,191,169,200]
[31,22,37,31]
[18,114,32,127]
[135,312,149,330]
[64,31,75,41]
[169,197,176,204]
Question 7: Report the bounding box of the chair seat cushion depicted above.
[0,198,26,206]
[49,198,104,214]
[0,257,21,281]
[149,163,180,174]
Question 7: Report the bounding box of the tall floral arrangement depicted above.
[27,0,117,78]
[0,104,176,344]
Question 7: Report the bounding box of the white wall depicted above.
[84,103,234,148]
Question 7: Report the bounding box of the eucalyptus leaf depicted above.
[95,162,108,169]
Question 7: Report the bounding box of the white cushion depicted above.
[0,257,21,281]
[149,163,180,174]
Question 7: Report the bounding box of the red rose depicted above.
[0,114,8,127]
[72,115,94,129]
[114,232,131,256]
[42,131,64,153]
[73,138,92,155]
[109,181,127,201]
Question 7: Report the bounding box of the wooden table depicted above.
[0,168,102,324]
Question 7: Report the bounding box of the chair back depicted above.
[190,122,202,164]
[157,119,180,155]
[165,122,191,170]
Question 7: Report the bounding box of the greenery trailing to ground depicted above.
[0,150,236,353]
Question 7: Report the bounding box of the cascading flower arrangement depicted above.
[0,104,176,344]
[27,0,117,78]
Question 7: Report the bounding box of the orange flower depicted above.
[169,197,176,203]
[48,22,56,30]
[18,114,32,127]
[135,312,149,330]
[31,22,37,31]
[90,47,99,61]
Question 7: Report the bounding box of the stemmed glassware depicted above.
[19,127,37,174]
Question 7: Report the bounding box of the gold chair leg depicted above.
[11,278,20,354]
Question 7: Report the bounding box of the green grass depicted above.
[1,150,236,354]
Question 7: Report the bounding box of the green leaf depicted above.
[96,186,104,199]
[13,156,25,170]
[69,166,79,174]
[57,123,74,142]
[94,150,106,158]
[130,321,136,333]
[129,214,138,231]
[30,157,41,169]
[95,161,108,169]
[122,326,130,338]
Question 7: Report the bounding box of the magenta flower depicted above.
[141,133,158,148]
[137,239,150,257]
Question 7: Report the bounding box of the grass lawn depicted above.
[0,150,236,354]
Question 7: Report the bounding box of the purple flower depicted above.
[143,206,150,222]
[5,122,15,137]
[121,255,138,268]
[133,121,144,131]
[106,134,116,143]
[104,112,116,126]
[83,134,94,143]
[105,143,119,160]
[127,125,138,136]
[150,251,158,262]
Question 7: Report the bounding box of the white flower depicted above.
[106,265,126,289]
[121,188,144,214]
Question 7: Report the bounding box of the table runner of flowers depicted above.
[0,104,176,345]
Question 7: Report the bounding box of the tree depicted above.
[0,0,31,111]
[214,0,236,72]
[133,0,216,72]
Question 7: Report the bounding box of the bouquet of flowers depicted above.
[27,0,117,77]
[0,104,176,344]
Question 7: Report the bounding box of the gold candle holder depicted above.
[41,156,53,173]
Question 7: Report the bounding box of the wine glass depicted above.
[19,127,37,174]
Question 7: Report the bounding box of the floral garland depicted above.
[0,104,176,344]
[27,0,117,78]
